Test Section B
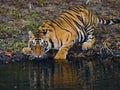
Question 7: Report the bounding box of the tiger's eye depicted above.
[44,41,48,47]
[43,29,47,34]
[39,39,44,46]
[31,40,36,46]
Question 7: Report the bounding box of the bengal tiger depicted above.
[22,6,120,59]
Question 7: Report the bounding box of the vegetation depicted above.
[0,8,42,53]
[0,0,120,58]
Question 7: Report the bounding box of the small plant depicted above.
[23,12,42,31]
[8,8,22,18]
[0,6,43,54]
[116,0,120,3]
[39,0,49,6]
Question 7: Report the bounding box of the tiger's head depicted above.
[23,20,57,58]
[23,31,48,58]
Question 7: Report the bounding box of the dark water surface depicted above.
[0,57,120,90]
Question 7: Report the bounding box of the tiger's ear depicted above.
[28,31,34,38]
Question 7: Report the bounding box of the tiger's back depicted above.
[56,6,98,29]
[54,6,98,42]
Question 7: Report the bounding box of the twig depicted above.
[100,39,113,55]
[28,0,32,13]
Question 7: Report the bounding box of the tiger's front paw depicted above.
[54,54,66,60]
[54,50,67,60]
[22,47,32,55]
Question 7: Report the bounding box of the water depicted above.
[0,57,120,90]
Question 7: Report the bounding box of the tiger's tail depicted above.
[98,18,120,25]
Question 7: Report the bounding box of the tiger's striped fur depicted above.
[22,6,120,59]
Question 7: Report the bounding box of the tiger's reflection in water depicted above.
[28,58,120,90]
[29,59,79,89]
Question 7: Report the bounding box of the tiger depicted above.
[22,6,120,59]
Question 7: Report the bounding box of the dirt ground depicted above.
[0,0,120,63]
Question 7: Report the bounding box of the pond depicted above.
[0,57,120,90]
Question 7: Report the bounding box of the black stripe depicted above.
[72,18,86,33]
[71,9,81,14]
[73,20,87,42]
[99,18,104,24]
[54,28,60,47]
[49,38,54,48]
[59,15,80,37]
[99,18,120,25]
[76,15,85,26]
[72,7,84,13]
[60,14,86,42]
[60,39,63,47]
[51,19,69,33]
[111,19,120,24]
[51,20,64,30]
[86,11,92,28]
[63,11,76,18]
[66,34,69,42]
[55,19,64,28]
[87,27,94,35]
[105,20,110,25]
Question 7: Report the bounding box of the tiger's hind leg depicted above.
[82,36,95,50]
[82,25,96,50]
